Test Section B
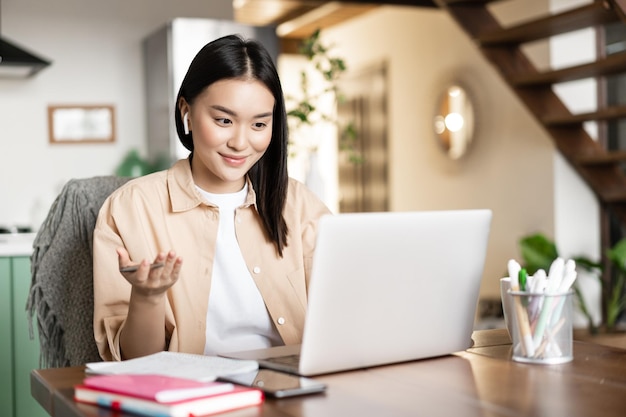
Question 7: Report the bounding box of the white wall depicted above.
[321,5,556,299]
[0,0,233,229]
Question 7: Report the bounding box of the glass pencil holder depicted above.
[506,289,574,364]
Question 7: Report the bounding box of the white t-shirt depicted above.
[197,184,282,355]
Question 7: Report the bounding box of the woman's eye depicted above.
[216,118,232,125]
[253,122,267,129]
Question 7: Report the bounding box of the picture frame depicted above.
[48,104,116,144]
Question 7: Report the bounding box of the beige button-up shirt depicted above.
[93,158,331,361]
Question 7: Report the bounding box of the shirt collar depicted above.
[167,157,258,212]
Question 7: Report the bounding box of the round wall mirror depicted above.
[433,85,475,160]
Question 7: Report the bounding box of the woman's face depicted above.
[183,78,275,193]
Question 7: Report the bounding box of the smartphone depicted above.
[218,369,327,398]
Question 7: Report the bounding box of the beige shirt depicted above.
[93,158,331,361]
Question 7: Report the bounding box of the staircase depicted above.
[435,0,626,232]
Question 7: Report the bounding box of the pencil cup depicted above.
[507,290,574,364]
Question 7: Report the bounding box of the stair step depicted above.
[607,0,626,22]
[438,0,503,5]
[543,105,626,126]
[601,188,626,203]
[510,51,626,86]
[577,150,626,165]
[477,2,618,46]
[441,0,626,229]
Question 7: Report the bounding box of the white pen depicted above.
[547,257,565,294]
[508,259,521,288]
[532,269,547,293]
[557,259,577,293]
[119,262,165,273]
[549,259,578,327]
[527,269,547,322]
[533,257,567,349]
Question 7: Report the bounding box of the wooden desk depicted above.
[31,329,626,417]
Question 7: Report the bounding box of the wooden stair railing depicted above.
[434,0,626,223]
[611,0,626,20]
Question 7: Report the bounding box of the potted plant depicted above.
[518,233,626,334]
[286,29,360,164]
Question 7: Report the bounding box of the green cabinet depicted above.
[0,256,47,417]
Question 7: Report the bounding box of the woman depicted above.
[93,34,331,361]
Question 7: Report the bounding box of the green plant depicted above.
[518,233,626,334]
[115,149,168,177]
[604,240,626,329]
[286,29,360,164]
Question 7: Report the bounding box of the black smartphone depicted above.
[218,369,327,398]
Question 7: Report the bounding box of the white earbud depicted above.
[183,113,190,135]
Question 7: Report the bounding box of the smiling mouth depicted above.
[221,154,247,166]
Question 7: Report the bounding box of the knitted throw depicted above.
[26,176,131,368]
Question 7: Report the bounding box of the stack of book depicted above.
[74,374,264,417]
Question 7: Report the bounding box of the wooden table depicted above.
[31,329,626,417]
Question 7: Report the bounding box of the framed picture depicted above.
[48,104,116,144]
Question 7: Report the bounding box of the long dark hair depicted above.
[175,34,289,256]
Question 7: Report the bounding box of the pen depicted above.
[519,269,527,292]
[549,260,577,327]
[557,259,577,293]
[119,262,165,273]
[532,258,565,349]
[508,260,535,357]
[527,269,547,324]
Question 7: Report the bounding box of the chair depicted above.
[26,176,131,368]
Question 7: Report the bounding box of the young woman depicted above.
[93,34,331,361]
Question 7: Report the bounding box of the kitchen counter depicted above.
[0,233,36,257]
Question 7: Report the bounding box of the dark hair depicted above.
[175,34,289,256]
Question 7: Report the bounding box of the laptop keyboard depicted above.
[263,354,301,367]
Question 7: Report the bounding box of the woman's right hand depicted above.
[117,247,183,298]
[117,247,182,359]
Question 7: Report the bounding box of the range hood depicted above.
[0,36,51,78]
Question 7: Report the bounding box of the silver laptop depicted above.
[222,209,492,376]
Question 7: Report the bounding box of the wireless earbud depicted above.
[183,113,190,135]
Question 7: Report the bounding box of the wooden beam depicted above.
[608,0,626,22]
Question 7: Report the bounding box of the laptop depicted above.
[222,209,492,376]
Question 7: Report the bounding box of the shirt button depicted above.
[253,266,261,274]
[277,317,286,325]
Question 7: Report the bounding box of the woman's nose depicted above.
[227,126,247,150]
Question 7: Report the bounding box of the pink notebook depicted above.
[82,374,235,403]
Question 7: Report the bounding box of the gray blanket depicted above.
[26,176,130,368]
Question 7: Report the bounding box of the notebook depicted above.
[86,351,259,382]
[222,209,492,376]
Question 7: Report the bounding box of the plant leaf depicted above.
[572,256,603,272]
[607,238,626,272]
[518,233,559,275]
